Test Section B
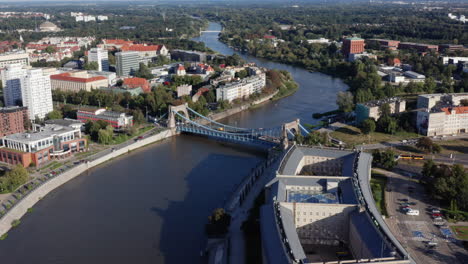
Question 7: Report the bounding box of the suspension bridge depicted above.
[168,103,310,149]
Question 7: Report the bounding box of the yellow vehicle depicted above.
[217,127,225,131]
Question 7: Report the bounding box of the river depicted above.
[0,22,348,264]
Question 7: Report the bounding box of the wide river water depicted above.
[0,22,348,263]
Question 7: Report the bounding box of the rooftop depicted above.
[359,97,404,108]
[51,72,107,83]
[5,124,76,143]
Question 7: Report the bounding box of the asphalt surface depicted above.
[377,168,468,264]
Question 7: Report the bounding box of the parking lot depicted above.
[377,168,468,264]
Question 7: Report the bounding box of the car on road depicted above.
[406,209,419,216]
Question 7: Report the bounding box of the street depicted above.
[376,168,468,264]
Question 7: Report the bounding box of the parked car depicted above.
[434,217,443,221]
[432,213,442,218]
[431,209,441,214]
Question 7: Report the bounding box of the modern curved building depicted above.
[260,145,412,264]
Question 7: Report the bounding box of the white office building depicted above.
[88,47,109,71]
[115,51,140,76]
[0,50,29,69]
[216,73,266,102]
[1,64,53,119]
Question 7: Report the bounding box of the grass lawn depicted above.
[438,139,468,155]
[451,226,468,240]
[330,125,420,146]
[39,161,62,172]
[370,171,388,217]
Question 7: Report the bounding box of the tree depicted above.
[135,63,153,79]
[372,149,398,170]
[131,109,145,124]
[98,125,113,144]
[0,165,29,193]
[84,61,99,71]
[45,110,63,120]
[206,208,231,237]
[336,91,354,112]
[45,46,56,54]
[416,137,441,153]
[361,118,376,134]
[461,99,468,107]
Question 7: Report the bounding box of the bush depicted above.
[443,209,468,222]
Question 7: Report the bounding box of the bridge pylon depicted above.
[168,103,190,129]
[281,119,300,149]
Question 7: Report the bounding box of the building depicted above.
[50,71,108,92]
[348,52,377,62]
[88,48,109,71]
[355,97,406,124]
[259,146,410,264]
[1,64,53,119]
[175,64,186,75]
[115,51,140,76]
[0,106,28,137]
[77,108,133,128]
[38,21,61,32]
[368,39,400,50]
[170,50,215,62]
[341,37,365,58]
[306,38,330,44]
[216,73,266,102]
[0,123,86,167]
[439,44,467,53]
[416,93,468,136]
[0,50,29,69]
[122,77,151,93]
[121,44,169,59]
[398,42,438,53]
[176,84,192,98]
[99,39,134,50]
[441,56,468,65]
[403,71,425,81]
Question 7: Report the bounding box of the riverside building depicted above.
[0,123,86,167]
[77,108,133,128]
[260,146,410,264]
[216,73,266,102]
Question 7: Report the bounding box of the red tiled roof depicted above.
[123,77,150,92]
[177,65,185,71]
[263,35,276,39]
[50,73,107,83]
[121,44,164,52]
[103,39,133,45]
[442,106,468,115]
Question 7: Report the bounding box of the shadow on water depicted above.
[151,152,261,264]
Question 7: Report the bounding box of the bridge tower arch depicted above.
[168,103,190,128]
[281,119,300,149]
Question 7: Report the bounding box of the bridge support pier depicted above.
[281,119,301,149]
[168,103,189,129]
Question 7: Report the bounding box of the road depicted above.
[376,168,468,264]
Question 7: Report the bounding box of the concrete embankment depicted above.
[0,129,175,236]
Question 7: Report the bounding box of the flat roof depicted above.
[5,124,76,142]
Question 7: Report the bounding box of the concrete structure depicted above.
[88,47,109,71]
[355,98,406,124]
[38,21,60,32]
[341,37,365,58]
[260,146,411,264]
[176,84,192,97]
[77,108,133,128]
[0,124,86,167]
[403,71,425,81]
[0,50,29,69]
[368,39,400,50]
[416,93,468,136]
[307,38,330,44]
[1,64,53,119]
[439,44,467,53]
[116,51,140,76]
[216,73,266,102]
[0,106,28,136]
[50,71,108,92]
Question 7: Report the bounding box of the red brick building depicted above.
[368,39,400,50]
[0,106,29,137]
[342,37,365,58]
[398,42,438,53]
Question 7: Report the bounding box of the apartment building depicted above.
[216,73,266,102]
[0,106,28,136]
[115,51,140,76]
[88,47,109,71]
